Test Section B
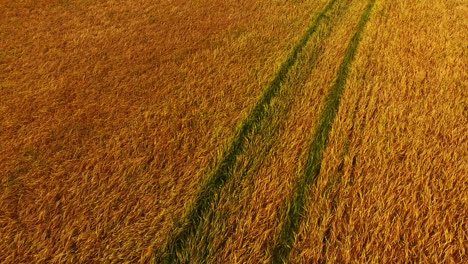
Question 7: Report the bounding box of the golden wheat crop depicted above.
[290,0,467,263]
[0,0,337,262]
[1,0,466,263]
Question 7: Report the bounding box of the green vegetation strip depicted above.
[156,0,338,262]
[271,0,377,263]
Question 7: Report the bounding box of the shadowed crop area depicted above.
[1,0,466,263]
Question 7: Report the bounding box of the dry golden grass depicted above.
[1,0,466,263]
[0,0,336,263]
[290,0,468,262]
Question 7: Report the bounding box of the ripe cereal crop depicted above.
[1,0,466,263]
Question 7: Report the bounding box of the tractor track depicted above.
[156,0,377,262]
[271,0,377,262]
[156,0,340,262]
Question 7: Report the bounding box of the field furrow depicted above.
[272,1,376,262]
[158,0,375,262]
[157,0,342,262]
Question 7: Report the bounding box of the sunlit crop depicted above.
[1,0,466,263]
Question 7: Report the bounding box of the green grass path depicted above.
[271,0,377,262]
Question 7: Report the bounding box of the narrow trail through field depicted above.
[271,0,377,262]
[156,0,340,262]
[183,0,360,262]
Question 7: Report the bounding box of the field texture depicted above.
[1,0,466,263]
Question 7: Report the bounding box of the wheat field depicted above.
[1,0,466,263]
